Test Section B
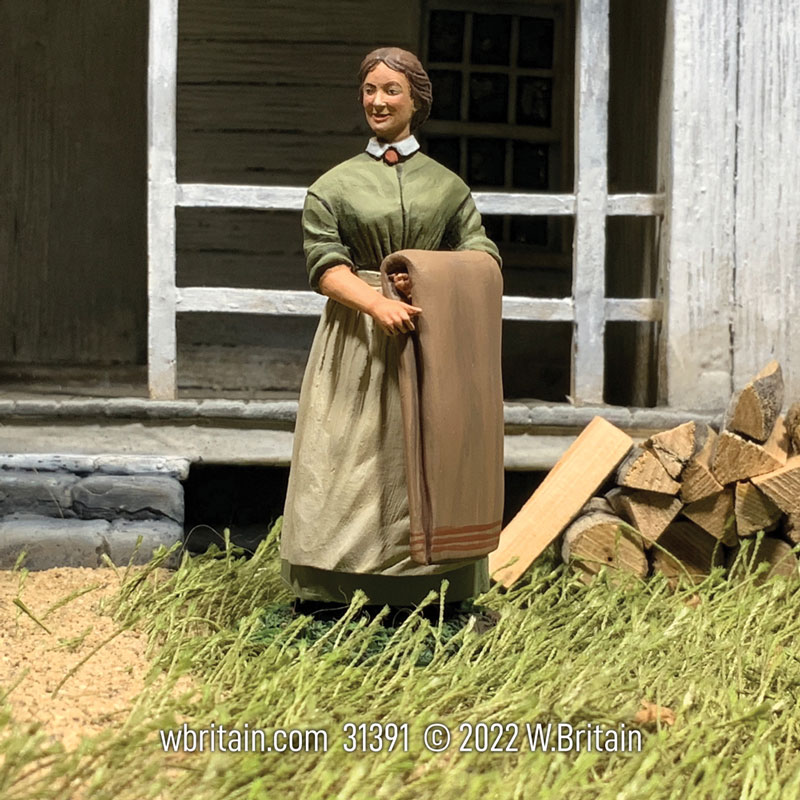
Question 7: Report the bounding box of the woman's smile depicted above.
[361,62,417,143]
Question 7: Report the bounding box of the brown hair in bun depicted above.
[358,47,433,131]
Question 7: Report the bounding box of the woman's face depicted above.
[361,63,417,143]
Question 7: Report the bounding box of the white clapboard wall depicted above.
[661,0,800,407]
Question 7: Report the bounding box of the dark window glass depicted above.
[503,321,572,401]
[510,216,548,246]
[516,77,553,126]
[426,136,460,174]
[512,141,549,189]
[468,73,509,122]
[467,138,506,187]
[429,70,462,120]
[428,10,465,62]
[518,17,555,68]
[470,14,512,65]
[481,214,504,244]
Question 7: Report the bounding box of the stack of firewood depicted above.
[563,361,800,585]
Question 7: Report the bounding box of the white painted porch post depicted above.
[147,0,179,399]
[571,0,609,405]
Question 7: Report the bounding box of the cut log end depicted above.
[617,446,680,495]
[607,487,682,547]
[728,536,798,584]
[682,489,737,546]
[711,422,787,486]
[724,360,783,443]
[562,511,647,584]
[647,421,698,479]
[651,521,724,588]
[786,401,800,455]
[734,480,782,537]
[751,456,800,515]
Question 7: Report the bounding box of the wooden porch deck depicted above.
[0,370,722,470]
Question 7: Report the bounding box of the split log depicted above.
[751,456,800,515]
[651,521,724,587]
[724,360,783,443]
[785,401,800,455]
[581,497,615,515]
[606,487,682,547]
[490,417,633,588]
[734,481,782,537]
[561,511,647,584]
[728,536,798,584]
[681,425,724,503]
[682,488,737,545]
[783,513,800,546]
[711,417,788,485]
[616,446,680,495]
[647,421,700,479]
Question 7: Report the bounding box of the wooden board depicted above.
[1,0,148,366]
[179,0,420,44]
[658,0,738,409]
[489,416,633,588]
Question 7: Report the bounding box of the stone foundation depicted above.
[0,455,189,570]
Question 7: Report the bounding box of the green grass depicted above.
[3,523,800,799]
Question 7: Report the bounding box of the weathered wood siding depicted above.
[661,0,800,406]
[177,0,420,186]
[0,0,147,365]
[173,0,421,392]
[659,0,738,409]
[733,2,800,393]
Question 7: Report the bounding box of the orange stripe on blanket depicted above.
[428,520,503,536]
[410,527,501,544]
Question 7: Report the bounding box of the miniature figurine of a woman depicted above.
[280,47,501,609]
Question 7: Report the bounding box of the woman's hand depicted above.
[318,265,421,335]
[390,271,412,299]
[368,295,422,335]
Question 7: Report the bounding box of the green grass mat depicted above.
[3,523,800,799]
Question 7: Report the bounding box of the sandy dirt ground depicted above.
[0,567,156,750]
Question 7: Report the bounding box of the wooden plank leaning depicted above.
[489,416,633,588]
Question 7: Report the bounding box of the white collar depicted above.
[365,135,420,159]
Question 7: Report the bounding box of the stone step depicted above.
[0,517,182,570]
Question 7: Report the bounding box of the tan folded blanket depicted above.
[380,249,504,565]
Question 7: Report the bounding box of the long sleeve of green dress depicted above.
[302,151,500,291]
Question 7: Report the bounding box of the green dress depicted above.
[280,149,501,606]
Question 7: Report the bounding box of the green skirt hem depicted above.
[281,558,489,606]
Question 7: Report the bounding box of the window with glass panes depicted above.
[422,5,573,253]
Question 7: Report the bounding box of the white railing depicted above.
[148,0,663,402]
